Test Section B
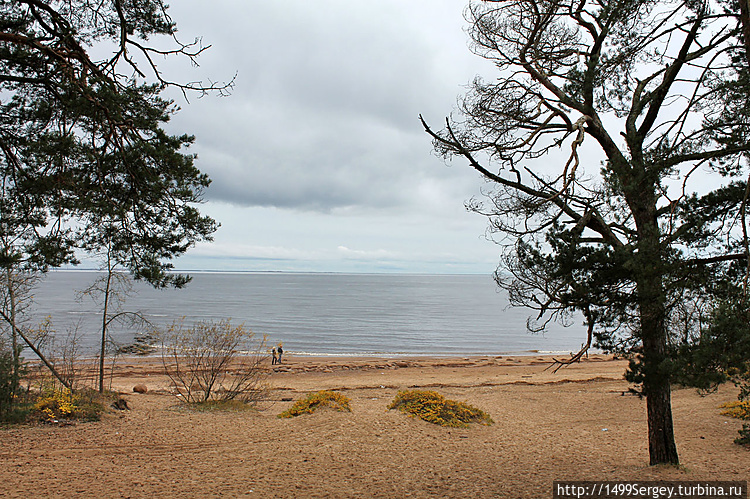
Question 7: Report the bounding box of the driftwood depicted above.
[545,315,594,374]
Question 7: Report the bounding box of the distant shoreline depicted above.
[46,267,491,277]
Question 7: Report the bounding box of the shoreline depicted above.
[103,353,627,394]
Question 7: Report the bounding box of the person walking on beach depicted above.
[277,345,283,364]
[271,347,278,365]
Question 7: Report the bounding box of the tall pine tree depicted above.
[423,0,750,464]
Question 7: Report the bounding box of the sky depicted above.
[148,0,504,274]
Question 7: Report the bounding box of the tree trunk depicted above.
[6,271,19,392]
[645,371,679,465]
[639,295,679,465]
[99,267,112,393]
[632,197,680,465]
[740,0,750,65]
[641,293,679,464]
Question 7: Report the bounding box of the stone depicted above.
[133,384,148,394]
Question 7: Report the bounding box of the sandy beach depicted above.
[1,354,747,498]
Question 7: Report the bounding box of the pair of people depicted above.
[271,345,284,365]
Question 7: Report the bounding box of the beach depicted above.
[1,354,747,498]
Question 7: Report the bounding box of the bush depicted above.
[736,424,750,446]
[388,390,493,428]
[31,388,106,423]
[719,400,750,420]
[278,390,351,418]
[161,319,268,404]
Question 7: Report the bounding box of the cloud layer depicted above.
[153,0,503,272]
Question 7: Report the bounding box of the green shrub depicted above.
[388,389,493,428]
[278,390,351,418]
[735,424,750,446]
[0,347,21,421]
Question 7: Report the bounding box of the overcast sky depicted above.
[151,0,503,274]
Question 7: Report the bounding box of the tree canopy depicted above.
[422,0,750,465]
[0,0,225,287]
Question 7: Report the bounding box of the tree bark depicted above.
[645,370,679,464]
[631,193,680,465]
[99,258,113,393]
[740,0,750,65]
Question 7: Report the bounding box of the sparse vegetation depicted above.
[185,399,259,413]
[278,390,351,418]
[388,390,493,428]
[719,400,750,446]
[161,319,268,404]
[720,400,750,421]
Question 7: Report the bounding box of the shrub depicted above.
[31,388,106,423]
[388,389,493,428]
[735,424,750,446]
[719,400,750,420]
[161,319,268,405]
[278,390,351,418]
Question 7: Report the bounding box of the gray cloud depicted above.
[162,0,489,213]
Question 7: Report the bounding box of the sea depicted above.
[22,270,590,358]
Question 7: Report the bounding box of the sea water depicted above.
[22,271,590,357]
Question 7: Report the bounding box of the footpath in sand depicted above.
[1,354,747,498]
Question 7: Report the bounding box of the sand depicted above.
[1,354,747,498]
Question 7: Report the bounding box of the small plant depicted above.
[388,390,493,428]
[278,390,351,418]
[719,400,750,420]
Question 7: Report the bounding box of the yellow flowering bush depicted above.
[719,400,750,420]
[278,390,351,418]
[388,390,493,428]
[33,390,79,422]
[32,389,104,422]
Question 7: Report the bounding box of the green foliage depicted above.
[0,1,223,284]
[671,297,750,392]
[278,390,352,418]
[736,424,750,446]
[387,390,493,428]
[0,346,23,421]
